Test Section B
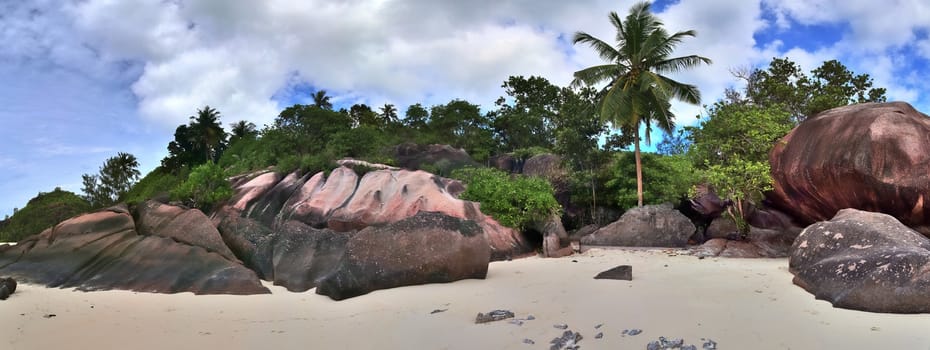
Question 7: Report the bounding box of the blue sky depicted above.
[1,0,929,217]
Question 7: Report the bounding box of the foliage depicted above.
[81,152,142,208]
[0,188,91,242]
[702,159,772,235]
[571,1,710,206]
[656,129,692,156]
[425,100,496,161]
[229,120,258,143]
[162,106,228,172]
[312,90,333,110]
[687,102,793,166]
[122,166,185,205]
[450,167,561,230]
[553,86,608,171]
[491,76,560,151]
[743,58,887,123]
[605,152,697,210]
[171,162,233,211]
[687,102,794,234]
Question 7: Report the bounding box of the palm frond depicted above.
[572,64,623,87]
[654,55,712,74]
[658,74,702,105]
[573,32,621,63]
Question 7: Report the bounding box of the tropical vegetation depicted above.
[2,1,889,240]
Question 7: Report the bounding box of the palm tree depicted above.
[190,105,226,163]
[312,90,333,110]
[572,1,710,206]
[229,120,257,139]
[379,103,398,125]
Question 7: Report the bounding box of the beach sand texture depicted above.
[3,248,929,349]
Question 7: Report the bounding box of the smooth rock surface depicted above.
[315,212,490,300]
[770,102,930,235]
[135,200,238,261]
[0,206,268,295]
[581,205,695,247]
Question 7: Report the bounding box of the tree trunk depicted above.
[634,133,644,207]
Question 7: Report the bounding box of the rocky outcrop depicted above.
[136,200,237,261]
[219,167,534,260]
[522,154,565,180]
[0,205,268,295]
[315,212,490,300]
[392,143,476,172]
[790,209,930,313]
[581,204,695,247]
[217,214,352,292]
[769,102,930,235]
[530,213,571,258]
[691,227,794,258]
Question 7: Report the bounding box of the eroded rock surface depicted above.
[315,212,490,300]
[770,102,930,235]
[220,167,534,260]
[790,209,930,313]
[0,205,268,295]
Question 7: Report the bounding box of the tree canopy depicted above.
[81,152,142,208]
[572,1,710,207]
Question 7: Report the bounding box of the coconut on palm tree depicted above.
[572,1,710,207]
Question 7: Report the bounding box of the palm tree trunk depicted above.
[634,133,644,207]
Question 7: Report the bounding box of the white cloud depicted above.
[762,0,930,52]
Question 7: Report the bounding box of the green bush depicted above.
[0,188,92,242]
[171,162,233,211]
[605,152,698,210]
[450,167,561,230]
[122,166,185,205]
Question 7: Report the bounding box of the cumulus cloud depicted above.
[4,0,928,131]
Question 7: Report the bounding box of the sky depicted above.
[1,0,929,217]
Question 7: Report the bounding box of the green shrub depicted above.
[122,166,185,205]
[0,188,92,242]
[450,167,561,230]
[605,152,698,210]
[171,162,233,211]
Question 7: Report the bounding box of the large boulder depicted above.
[219,166,534,260]
[581,204,695,247]
[790,209,930,313]
[216,214,352,292]
[316,212,490,300]
[135,200,238,261]
[0,206,268,295]
[769,102,930,235]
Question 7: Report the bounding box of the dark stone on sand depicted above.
[475,309,515,324]
[0,277,16,299]
[594,265,632,280]
[549,330,582,350]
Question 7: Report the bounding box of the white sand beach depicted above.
[3,248,929,350]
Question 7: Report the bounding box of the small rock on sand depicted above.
[594,265,632,280]
[475,310,514,324]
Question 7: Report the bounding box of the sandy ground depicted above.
[2,248,929,350]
